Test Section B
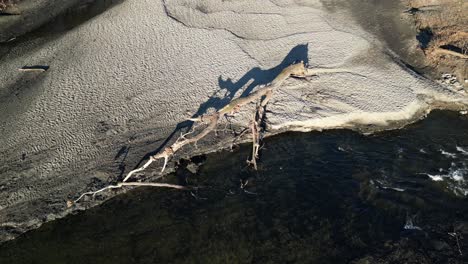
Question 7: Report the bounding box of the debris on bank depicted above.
[437,73,467,94]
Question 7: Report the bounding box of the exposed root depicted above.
[449,231,463,256]
[248,113,260,170]
[229,127,249,150]
[247,88,273,169]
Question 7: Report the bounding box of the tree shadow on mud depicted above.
[125,44,310,178]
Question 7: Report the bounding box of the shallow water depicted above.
[1,110,467,263]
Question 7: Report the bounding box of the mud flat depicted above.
[0,0,467,242]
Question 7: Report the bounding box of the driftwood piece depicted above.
[432,48,468,59]
[71,182,188,206]
[18,66,49,72]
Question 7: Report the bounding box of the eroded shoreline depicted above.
[0,0,467,243]
[2,110,468,263]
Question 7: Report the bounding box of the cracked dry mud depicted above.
[0,0,467,243]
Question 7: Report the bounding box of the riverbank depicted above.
[0,0,467,243]
[1,110,467,263]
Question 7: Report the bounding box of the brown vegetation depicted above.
[0,0,16,11]
[404,0,467,83]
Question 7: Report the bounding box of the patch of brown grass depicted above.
[405,0,467,82]
[0,0,16,11]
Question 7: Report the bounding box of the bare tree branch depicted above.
[72,182,188,205]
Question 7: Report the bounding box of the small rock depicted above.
[45,214,58,222]
[442,73,451,79]
[186,162,199,174]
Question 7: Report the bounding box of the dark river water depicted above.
[1,110,468,264]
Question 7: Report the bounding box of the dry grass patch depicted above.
[0,0,16,11]
[405,0,467,82]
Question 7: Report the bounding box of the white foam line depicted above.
[381,186,405,192]
[440,149,457,158]
[426,174,444,181]
[456,146,468,155]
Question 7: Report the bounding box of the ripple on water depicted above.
[456,146,468,155]
[423,162,468,196]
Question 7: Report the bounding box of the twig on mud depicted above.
[71,182,189,205]
[248,113,260,170]
[240,179,257,195]
[449,231,463,256]
[248,87,273,169]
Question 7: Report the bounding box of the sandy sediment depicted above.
[0,0,467,242]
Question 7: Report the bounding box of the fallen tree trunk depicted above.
[122,61,308,182]
[73,61,352,204]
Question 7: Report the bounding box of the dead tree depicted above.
[72,61,349,204]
